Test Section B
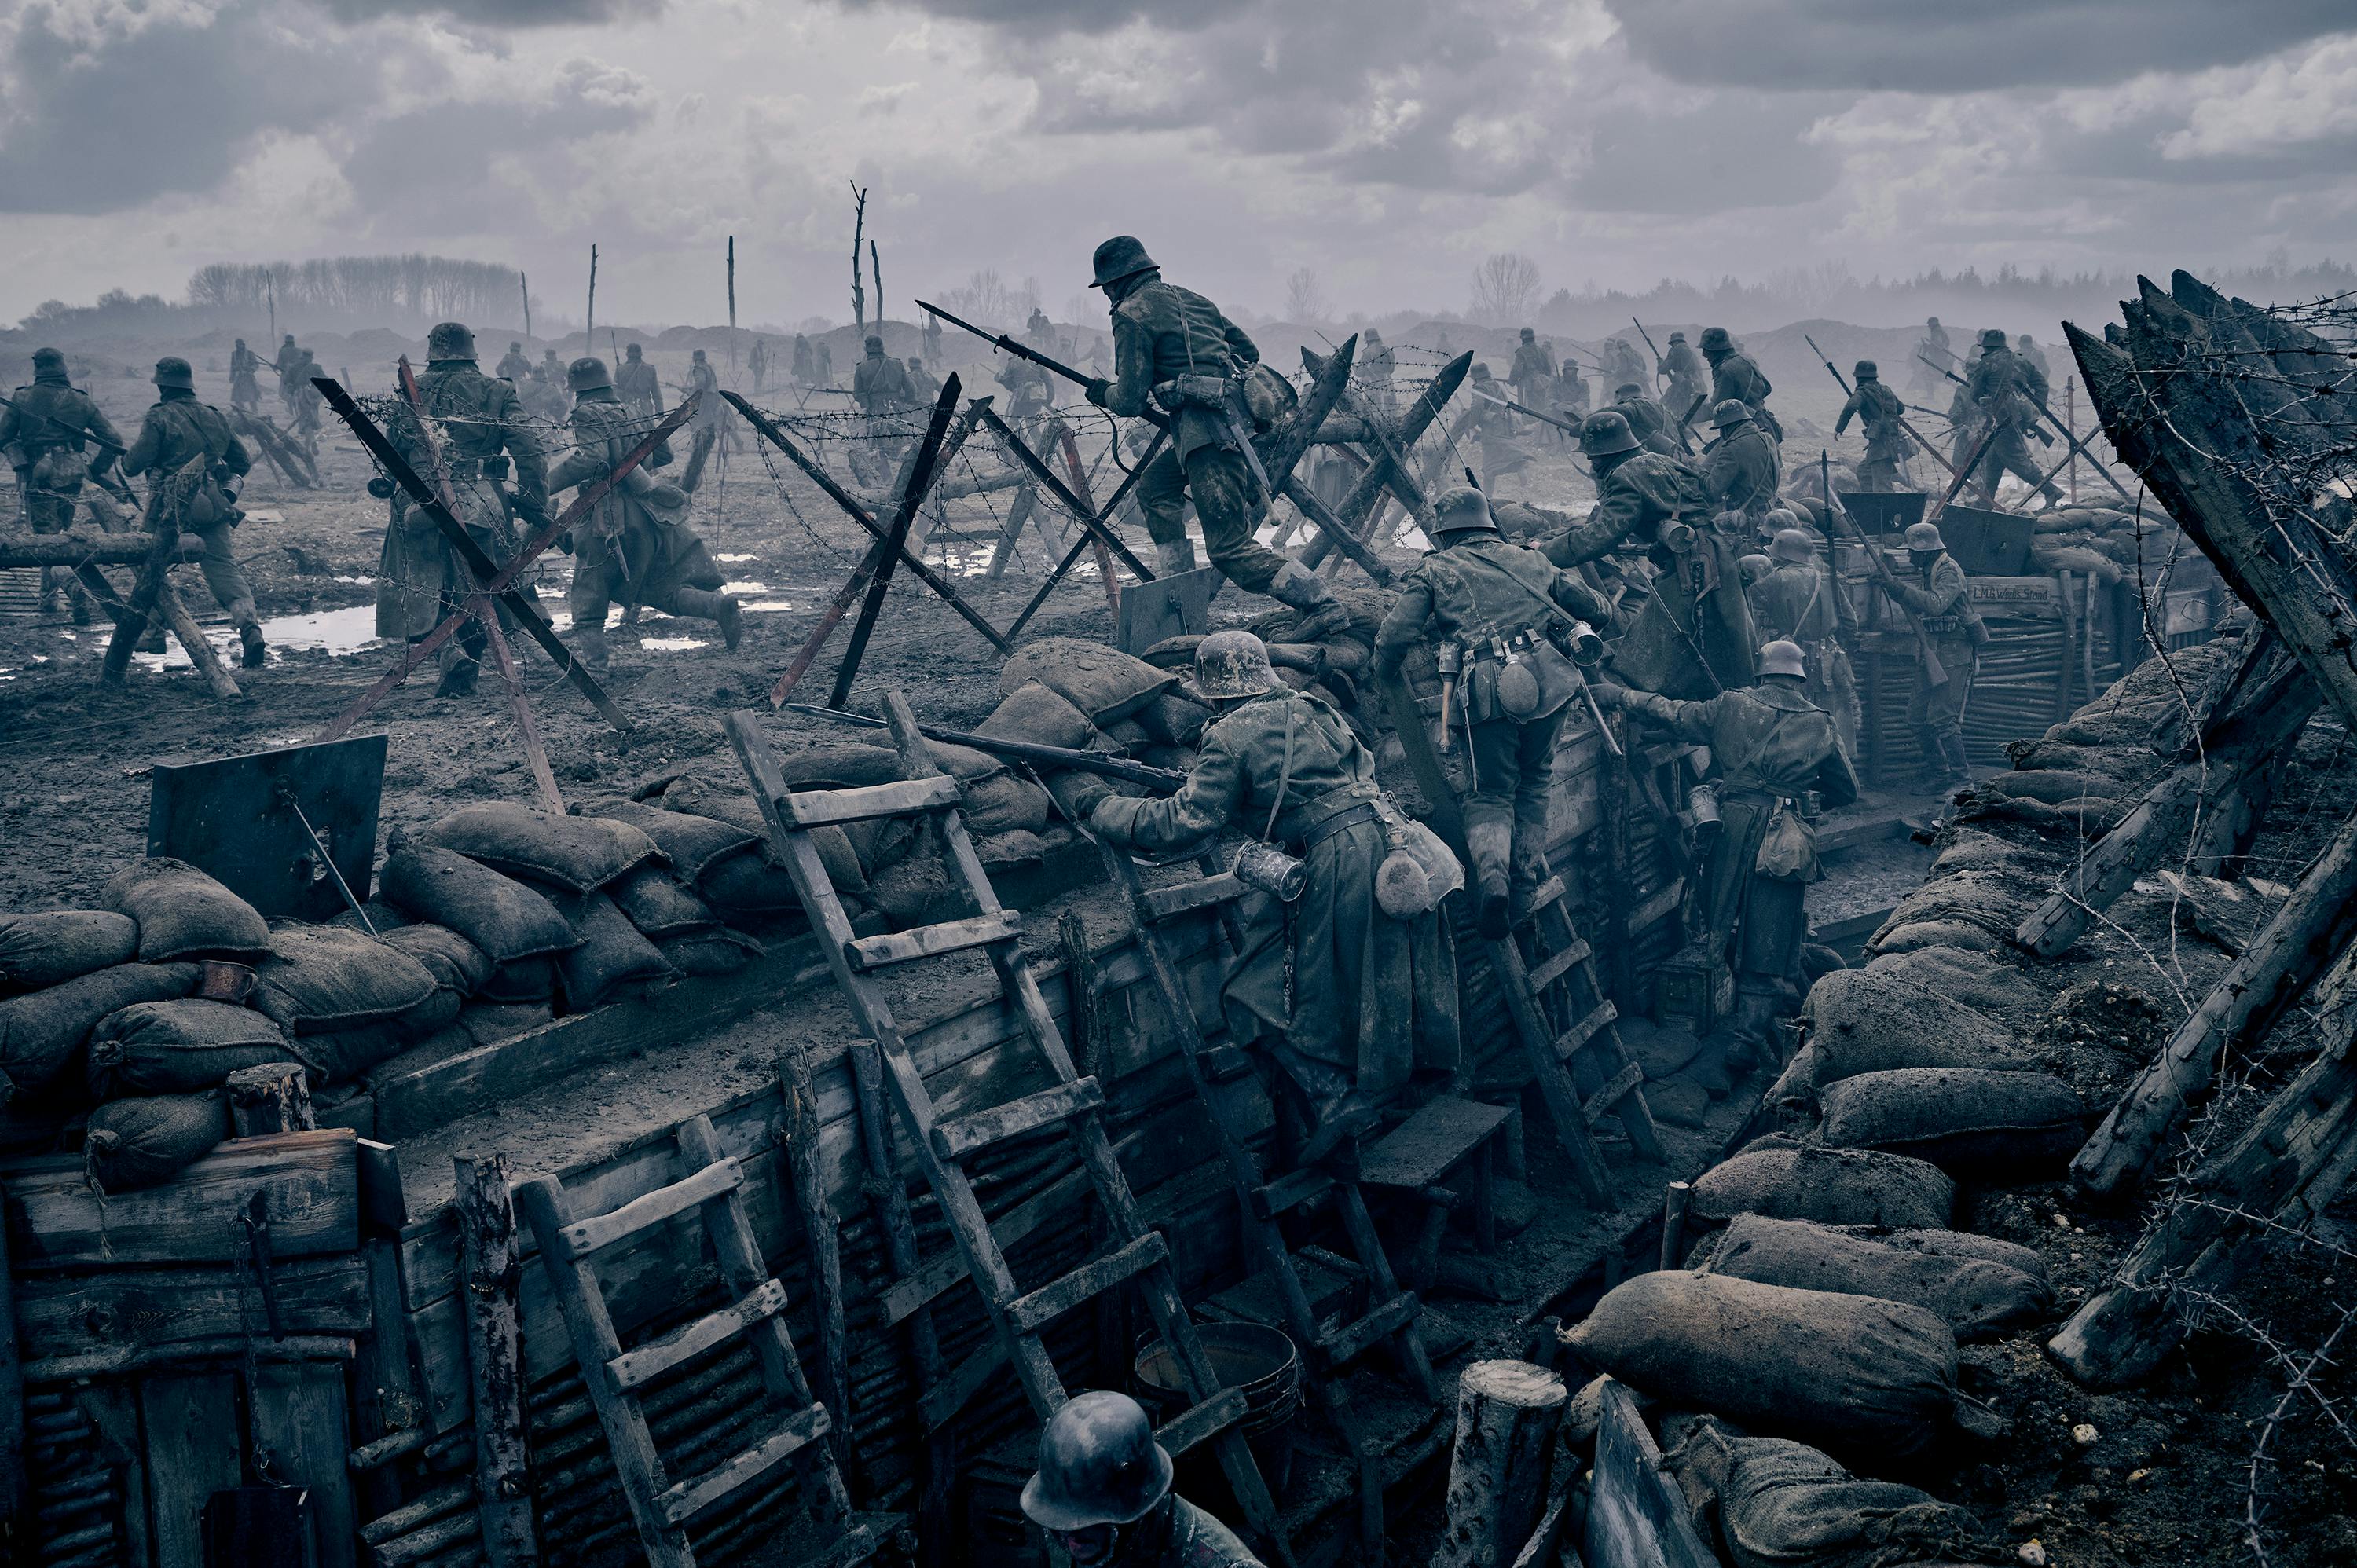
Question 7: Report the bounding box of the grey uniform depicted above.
[1886,549,1981,779]
[1747,561,1861,759]
[120,390,257,631]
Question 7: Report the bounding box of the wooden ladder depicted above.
[511,1114,877,1568]
[724,694,1296,1568]
[1100,841,1439,1564]
[1379,674,1664,1206]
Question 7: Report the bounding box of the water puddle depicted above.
[717,552,760,563]
[134,602,385,671]
[721,581,770,595]
[639,636,709,652]
[920,548,995,578]
[740,600,795,613]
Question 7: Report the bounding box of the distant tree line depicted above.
[16,254,533,337]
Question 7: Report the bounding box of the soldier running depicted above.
[1659,329,1708,417]
[121,356,266,667]
[2,346,128,623]
[229,339,264,414]
[1834,359,1915,491]
[615,343,663,422]
[1965,328,2062,507]
[1699,327,1782,441]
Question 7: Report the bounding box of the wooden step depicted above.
[1003,1232,1169,1335]
[1582,1061,1647,1127]
[1518,874,1566,919]
[1152,1386,1248,1457]
[847,909,1021,970]
[606,1278,788,1394]
[655,1403,833,1526]
[1552,1000,1618,1063]
[1142,873,1245,922]
[929,1076,1104,1161]
[1359,1097,1514,1190]
[1526,938,1593,995]
[1251,1165,1336,1220]
[774,775,959,830]
[1316,1290,1420,1368]
[555,1158,743,1261]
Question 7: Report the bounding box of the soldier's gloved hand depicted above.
[559,532,575,555]
[1047,771,1114,824]
[1083,379,1112,409]
[1588,680,1629,710]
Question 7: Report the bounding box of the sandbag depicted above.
[998,636,1176,725]
[1664,1419,2000,1568]
[86,1000,293,1098]
[253,925,438,1035]
[420,804,659,892]
[974,830,1046,875]
[1699,1214,2054,1341]
[977,681,1098,750]
[866,851,950,925]
[1692,1143,1955,1231]
[658,929,765,978]
[590,800,761,883]
[86,1090,231,1192]
[476,956,556,1005]
[962,771,1052,836]
[380,844,581,965]
[662,777,869,894]
[1818,1068,2088,1178]
[552,893,675,1013]
[1794,970,2020,1090]
[0,962,202,1093]
[700,855,806,916]
[329,901,410,935]
[611,866,720,939]
[1137,691,1211,748]
[104,859,271,963]
[1868,918,1999,955]
[0,911,138,995]
[773,740,1003,789]
[1861,945,2046,1031]
[1562,1272,1982,1464]
[456,1002,552,1046]
[382,923,493,998]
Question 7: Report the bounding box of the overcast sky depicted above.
[5,0,2357,328]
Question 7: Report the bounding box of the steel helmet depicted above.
[1519,327,1536,343]
[1186,630,1281,702]
[1668,330,1687,343]
[1759,639,1808,680]
[1614,383,1642,400]
[1090,235,1159,291]
[863,335,884,354]
[1579,410,1640,457]
[1470,362,1493,379]
[1771,528,1816,565]
[152,357,194,390]
[1699,327,1732,354]
[427,322,476,361]
[1904,521,1946,551]
[566,355,612,394]
[625,342,643,358]
[1853,359,1879,380]
[1021,1393,1174,1532]
[1431,485,1497,535]
[1739,552,1772,585]
[32,346,64,370]
[1710,398,1752,429]
[1980,328,2008,350]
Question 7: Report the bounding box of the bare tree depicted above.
[1284,267,1327,324]
[849,181,869,333]
[1471,252,1543,328]
[937,269,1037,332]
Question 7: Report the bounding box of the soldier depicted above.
[1912,316,1956,399]
[2,346,128,623]
[1025,306,1054,350]
[614,342,662,421]
[1834,360,1915,491]
[1360,326,1397,416]
[1464,362,1530,497]
[851,334,915,478]
[790,333,815,387]
[547,355,740,668]
[1021,1392,1263,1568]
[1659,329,1708,420]
[996,350,1054,427]
[284,347,324,441]
[229,339,263,414]
[1080,631,1458,1159]
[520,362,570,425]
[1535,410,1710,566]
[1699,328,1781,441]
[1553,357,1590,421]
[273,332,302,388]
[1702,398,1780,530]
[1964,328,2061,507]
[1375,486,1618,938]
[746,335,768,394]
[1508,327,1556,418]
[1600,335,1650,399]
[121,356,266,667]
[686,347,738,454]
[1609,383,1677,455]
[922,312,944,366]
[496,342,533,383]
[814,339,834,387]
[373,322,548,697]
[1083,236,1348,632]
[1595,639,1859,1069]
[1885,519,1981,789]
[2015,333,2051,382]
[906,356,941,408]
[1747,524,1860,760]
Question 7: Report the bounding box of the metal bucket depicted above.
[1133,1321,1301,1493]
[196,961,257,1004]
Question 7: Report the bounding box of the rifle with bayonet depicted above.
[1820,447,1948,687]
[784,702,1186,788]
[1630,317,1666,387]
[1802,333,1959,481]
[1471,385,1581,435]
[1670,390,1710,451]
[916,299,1168,429]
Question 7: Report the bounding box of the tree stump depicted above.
[1435,1359,1567,1568]
[225,1062,314,1138]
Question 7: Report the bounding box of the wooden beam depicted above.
[453,1152,538,1568]
[2,1130,357,1271]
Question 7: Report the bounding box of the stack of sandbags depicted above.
[1692,1214,2055,1342]
[380,840,581,1024]
[2028,503,2172,581]
[1765,969,2024,1114]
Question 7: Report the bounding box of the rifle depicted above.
[1671,390,1710,449]
[1802,332,1959,482]
[917,298,1168,428]
[783,703,1187,789]
[1471,386,1580,435]
[1630,317,1665,379]
[1818,447,1947,688]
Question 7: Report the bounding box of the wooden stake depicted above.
[158,576,244,702]
[225,1062,315,1138]
[1659,1181,1692,1272]
[1055,424,1121,613]
[780,1045,853,1481]
[1004,428,1169,642]
[585,244,597,345]
[829,375,965,708]
[1435,1360,1567,1568]
[848,182,867,335]
[869,239,882,342]
[454,1152,541,1567]
[520,270,531,343]
[726,236,737,375]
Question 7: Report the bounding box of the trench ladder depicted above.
[724,697,1296,1568]
[1101,841,1440,1563]
[512,1114,878,1568]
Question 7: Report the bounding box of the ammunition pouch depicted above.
[1153,373,1235,413]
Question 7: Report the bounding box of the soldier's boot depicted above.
[136,615,167,654]
[36,566,58,614]
[619,605,641,626]
[1508,815,1554,924]
[1911,726,1948,791]
[1278,1050,1382,1168]
[573,625,611,673]
[1466,819,1516,941]
[1156,537,1199,576]
[673,588,742,652]
[67,575,93,627]
[1937,730,1973,786]
[239,623,267,670]
[1266,559,1349,642]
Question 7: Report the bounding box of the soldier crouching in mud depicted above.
[1076,631,1461,1166]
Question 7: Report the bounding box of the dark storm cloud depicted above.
[1605,0,2354,93]
[0,1,370,214]
[321,0,664,22]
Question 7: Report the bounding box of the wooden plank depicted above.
[781,1042,853,1478]
[1153,1385,1248,1459]
[12,1254,368,1365]
[607,1279,786,1394]
[1625,877,1684,936]
[880,1162,1095,1327]
[1251,1165,1335,1221]
[1555,1001,1618,1063]
[657,1404,832,1527]
[776,776,959,830]
[846,909,1021,971]
[1585,1379,1717,1568]
[2,1129,357,1271]
[557,1158,744,1262]
[1527,939,1593,995]
[1318,1290,1420,1368]
[1522,874,1567,916]
[251,1359,357,1568]
[1003,1232,1169,1335]
[78,1381,152,1566]
[930,1076,1104,1162]
[1142,874,1246,923]
[1361,1097,1513,1191]
[1582,1062,1647,1128]
[452,1152,536,1568]
[140,1372,242,1568]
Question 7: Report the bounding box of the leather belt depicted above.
[1297,801,1380,855]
